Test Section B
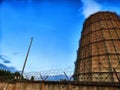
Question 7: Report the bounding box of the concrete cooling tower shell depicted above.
[74,12,120,82]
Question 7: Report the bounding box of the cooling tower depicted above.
[74,12,120,82]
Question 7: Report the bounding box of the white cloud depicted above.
[81,0,101,18]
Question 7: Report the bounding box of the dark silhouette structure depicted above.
[74,12,120,82]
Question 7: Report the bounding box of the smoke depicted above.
[81,0,101,18]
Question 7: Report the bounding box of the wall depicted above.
[0,81,119,90]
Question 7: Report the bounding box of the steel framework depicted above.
[74,12,120,82]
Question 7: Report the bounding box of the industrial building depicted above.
[74,12,120,82]
[0,11,120,90]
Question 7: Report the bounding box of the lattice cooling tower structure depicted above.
[74,12,120,82]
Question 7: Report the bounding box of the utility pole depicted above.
[20,37,33,80]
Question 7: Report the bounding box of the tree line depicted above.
[0,69,20,76]
[0,69,21,81]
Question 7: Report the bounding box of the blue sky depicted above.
[0,0,120,72]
